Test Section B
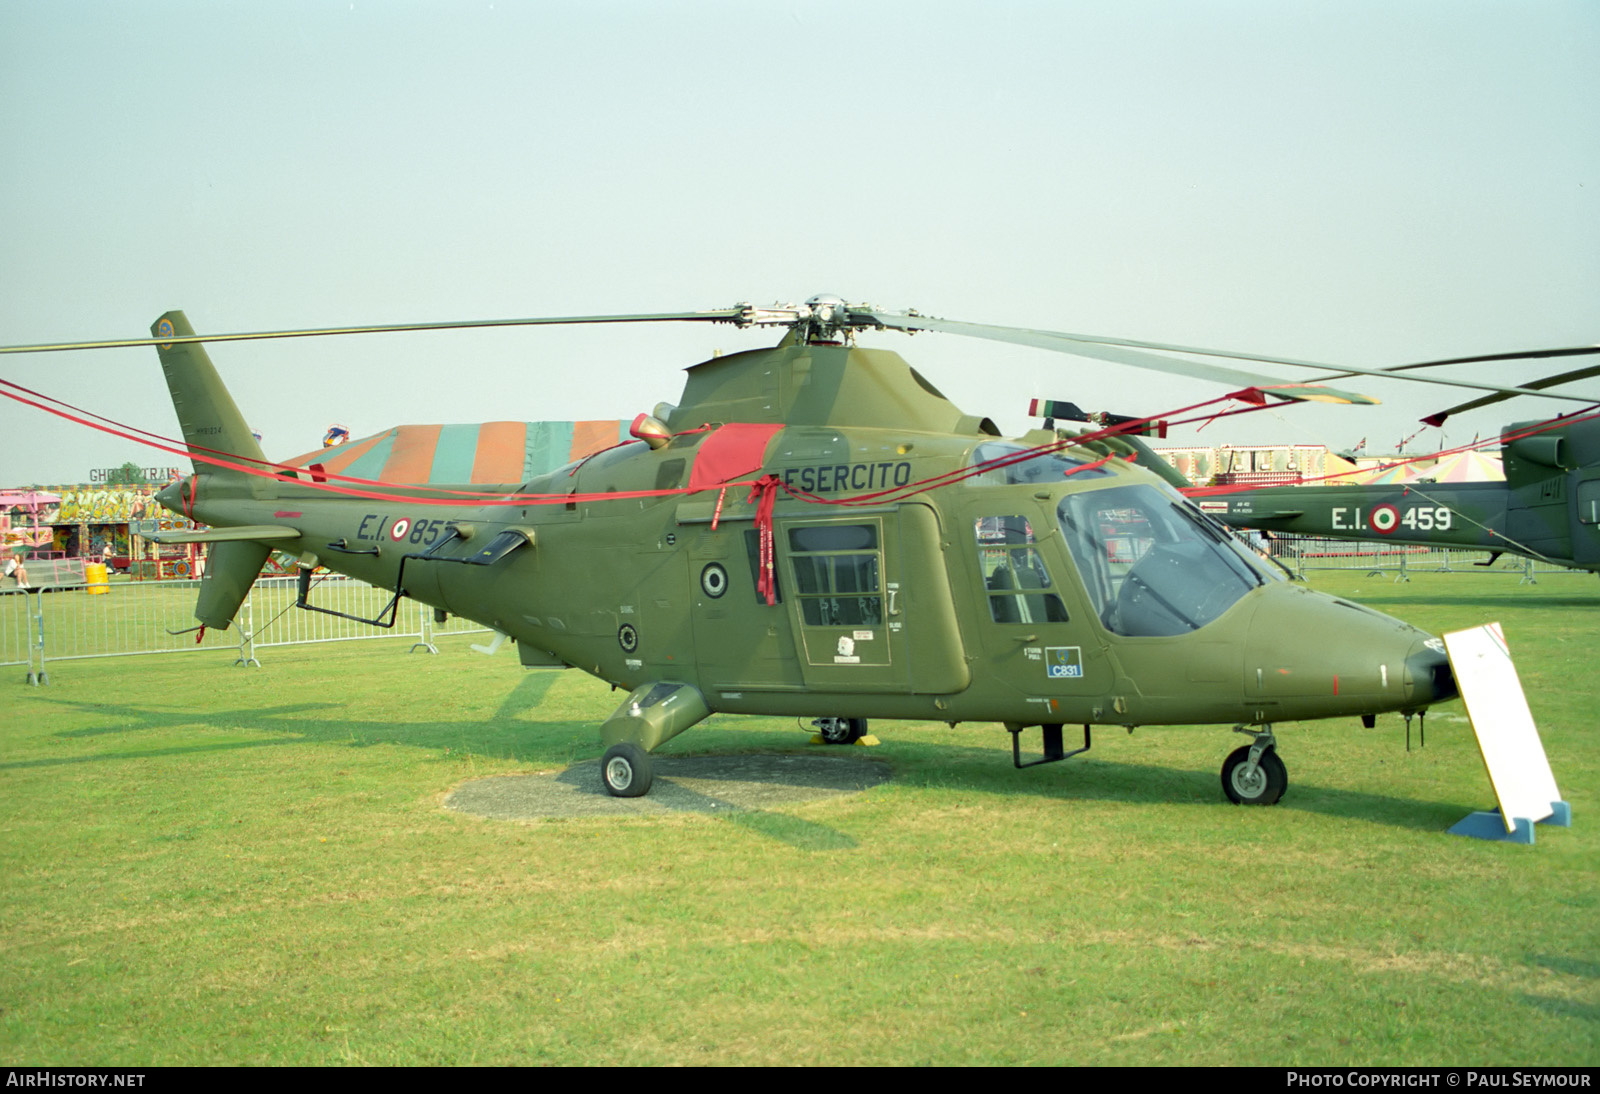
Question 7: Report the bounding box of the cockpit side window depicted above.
[974,516,1069,624]
[1057,485,1264,636]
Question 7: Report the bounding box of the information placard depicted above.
[1443,623,1560,831]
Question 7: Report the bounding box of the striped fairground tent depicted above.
[1423,450,1505,482]
[279,421,631,484]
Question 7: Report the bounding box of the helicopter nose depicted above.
[1404,637,1458,707]
[1235,585,1461,719]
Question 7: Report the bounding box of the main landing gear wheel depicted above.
[1221,745,1287,805]
[814,717,867,745]
[601,741,653,798]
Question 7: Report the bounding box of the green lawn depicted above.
[1,571,1595,1065]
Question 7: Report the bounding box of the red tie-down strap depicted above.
[746,474,781,606]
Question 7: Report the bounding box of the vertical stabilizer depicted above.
[152,311,268,474]
[194,541,275,631]
[151,311,275,630]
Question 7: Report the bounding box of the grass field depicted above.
[1,571,1595,1065]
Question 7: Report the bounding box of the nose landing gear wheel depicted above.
[602,742,653,798]
[1221,745,1287,805]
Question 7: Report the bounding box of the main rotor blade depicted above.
[858,310,1600,407]
[10,293,1594,414]
[1419,363,1600,426]
[856,311,1377,403]
[0,308,748,355]
[1371,344,1600,374]
[1316,346,1600,426]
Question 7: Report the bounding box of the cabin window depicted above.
[787,523,882,626]
[974,516,1069,623]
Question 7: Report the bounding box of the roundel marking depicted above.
[156,318,175,348]
[700,562,728,599]
[1368,504,1399,535]
[618,623,639,653]
[390,517,411,541]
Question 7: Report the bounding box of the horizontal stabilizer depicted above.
[142,525,301,544]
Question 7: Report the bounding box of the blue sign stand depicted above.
[1449,801,1571,845]
[1441,625,1568,847]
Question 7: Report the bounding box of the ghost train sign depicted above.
[89,465,181,485]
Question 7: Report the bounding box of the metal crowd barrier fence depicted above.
[0,585,38,678]
[1267,536,1584,583]
[7,572,491,684]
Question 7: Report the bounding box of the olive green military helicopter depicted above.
[1192,358,1600,574]
[17,294,1576,806]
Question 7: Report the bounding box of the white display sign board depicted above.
[1443,623,1561,832]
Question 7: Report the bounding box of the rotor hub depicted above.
[732,293,875,344]
[803,294,850,342]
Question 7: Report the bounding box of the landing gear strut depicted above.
[595,682,710,798]
[1221,725,1287,805]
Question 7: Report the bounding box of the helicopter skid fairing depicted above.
[599,682,711,752]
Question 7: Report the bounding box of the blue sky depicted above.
[2,0,1596,484]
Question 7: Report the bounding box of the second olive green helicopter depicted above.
[1193,353,1600,573]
